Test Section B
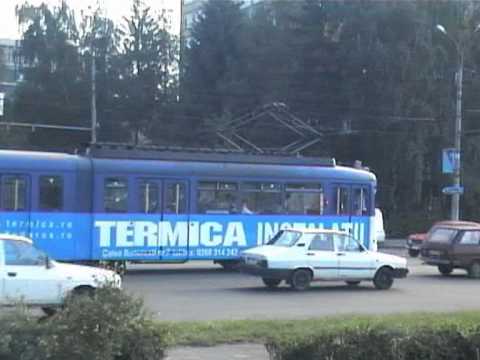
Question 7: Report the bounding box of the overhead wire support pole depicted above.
[452,49,464,221]
[91,49,97,144]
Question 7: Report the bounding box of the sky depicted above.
[0,0,181,39]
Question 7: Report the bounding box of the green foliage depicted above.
[0,287,169,360]
[165,311,480,346]
[267,324,480,360]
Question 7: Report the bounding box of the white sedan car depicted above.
[241,228,408,291]
[0,234,121,313]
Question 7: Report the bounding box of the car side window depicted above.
[459,231,480,245]
[4,240,46,266]
[309,234,334,251]
[335,234,361,252]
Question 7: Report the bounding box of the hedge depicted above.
[267,324,480,360]
[0,287,169,360]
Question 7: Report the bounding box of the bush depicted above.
[0,287,169,360]
[267,324,480,360]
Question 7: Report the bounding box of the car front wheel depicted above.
[290,269,312,291]
[373,267,394,290]
[438,264,453,276]
[468,261,480,279]
[262,278,281,288]
[41,307,57,317]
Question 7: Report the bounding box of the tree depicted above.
[112,0,179,144]
[13,1,88,149]
[182,0,247,136]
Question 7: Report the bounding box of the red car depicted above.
[406,232,428,257]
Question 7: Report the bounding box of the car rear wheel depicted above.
[290,269,312,291]
[373,267,394,290]
[408,249,420,257]
[262,278,281,288]
[438,264,453,276]
[468,261,480,279]
[345,281,361,286]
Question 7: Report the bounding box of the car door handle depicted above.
[336,253,346,256]
[7,272,17,277]
[306,252,315,256]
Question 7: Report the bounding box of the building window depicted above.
[285,183,324,215]
[105,178,128,213]
[242,182,283,214]
[197,181,238,214]
[1,176,26,211]
[39,176,63,211]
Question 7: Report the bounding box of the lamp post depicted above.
[436,24,464,221]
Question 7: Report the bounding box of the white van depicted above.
[374,208,386,243]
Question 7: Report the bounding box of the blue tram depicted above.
[0,148,378,263]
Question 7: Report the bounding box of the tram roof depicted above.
[0,149,376,183]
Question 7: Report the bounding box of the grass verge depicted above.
[163,311,480,346]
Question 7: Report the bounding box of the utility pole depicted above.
[436,24,470,221]
[451,50,463,221]
[91,51,97,144]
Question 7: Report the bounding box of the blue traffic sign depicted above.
[442,148,460,174]
[442,186,464,195]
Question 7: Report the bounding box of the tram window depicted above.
[353,187,369,216]
[197,181,238,214]
[285,184,324,215]
[1,176,26,211]
[139,180,160,213]
[39,176,63,211]
[242,182,283,214]
[105,178,128,213]
[335,186,350,215]
[165,182,187,214]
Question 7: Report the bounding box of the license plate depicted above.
[429,250,442,256]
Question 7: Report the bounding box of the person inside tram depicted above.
[241,200,254,214]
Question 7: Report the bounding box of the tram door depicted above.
[161,180,189,261]
[0,175,31,236]
[332,183,370,246]
[138,179,189,261]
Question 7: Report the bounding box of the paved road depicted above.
[123,250,480,321]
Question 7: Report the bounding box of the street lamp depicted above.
[436,24,467,221]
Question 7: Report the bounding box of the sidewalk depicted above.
[166,344,269,360]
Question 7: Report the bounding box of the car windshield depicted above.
[427,228,458,244]
[267,230,302,247]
